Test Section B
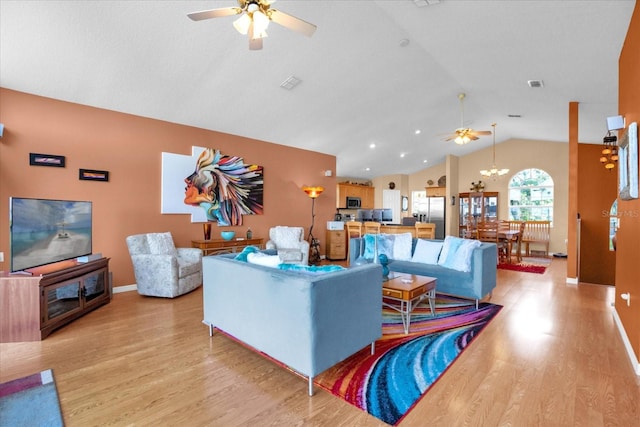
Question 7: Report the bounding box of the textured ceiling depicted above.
[0,0,635,179]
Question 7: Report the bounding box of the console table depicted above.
[192,238,264,256]
[0,257,111,342]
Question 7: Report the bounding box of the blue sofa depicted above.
[350,236,497,307]
[202,253,383,396]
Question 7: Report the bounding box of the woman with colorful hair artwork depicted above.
[184,148,263,226]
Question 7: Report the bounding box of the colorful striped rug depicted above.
[314,296,502,425]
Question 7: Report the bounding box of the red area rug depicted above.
[498,260,548,274]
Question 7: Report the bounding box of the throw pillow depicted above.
[378,234,395,259]
[234,245,260,262]
[362,234,377,259]
[437,236,481,272]
[247,252,281,267]
[411,239,443,264]
[147,232,177,256]
[392,233,413,261]
[362,233,394,260]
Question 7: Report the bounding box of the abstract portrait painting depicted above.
[162,146,263,225]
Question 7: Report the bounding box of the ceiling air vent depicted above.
[527,80,544,88]
[280,75,302,90]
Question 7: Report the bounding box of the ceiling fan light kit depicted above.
[444,93,491,145]
[188,0,317,50]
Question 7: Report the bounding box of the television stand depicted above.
[0,257,111,343]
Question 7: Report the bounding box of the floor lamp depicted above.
[303,186,324,265]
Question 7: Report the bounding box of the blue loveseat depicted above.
[350,235,497,307]
[202,253,383,396]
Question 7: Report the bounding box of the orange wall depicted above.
[577,144,617,285]
[0,89,337,288]
[617,1,640,361]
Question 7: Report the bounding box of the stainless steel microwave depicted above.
[346,197,361,208]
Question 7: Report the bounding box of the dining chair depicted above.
[415,222,436,239]
[363,221,381,235]
[476,222,508,264]
[345,221,363,264]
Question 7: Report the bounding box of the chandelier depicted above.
[480,123,509,179]
[599,131,618,170]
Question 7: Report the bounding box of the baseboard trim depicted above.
[566,277,578,284]
[113,284,137,294]
[612,306,640,376]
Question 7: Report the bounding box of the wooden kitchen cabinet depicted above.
[336,183,375,209]
[326,230,347,260]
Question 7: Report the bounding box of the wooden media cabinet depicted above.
[0,257,111,343]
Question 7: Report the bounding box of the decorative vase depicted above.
[203,222,212,240]
[379,254,389,279]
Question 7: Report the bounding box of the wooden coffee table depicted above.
[382,273,437,334]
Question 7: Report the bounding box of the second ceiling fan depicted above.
[187,0,317,50]
[443,93,492,145]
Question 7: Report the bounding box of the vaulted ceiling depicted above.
[0,0,635,179]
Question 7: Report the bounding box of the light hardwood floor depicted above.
[1,258,638,426]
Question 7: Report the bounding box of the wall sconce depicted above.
[607,115,625,131]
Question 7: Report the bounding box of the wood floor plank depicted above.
[1,258,639,426]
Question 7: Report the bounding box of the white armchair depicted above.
[265,226,310,265]
[126,232,202,298]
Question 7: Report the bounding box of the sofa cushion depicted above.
[438,236,481,272]
[411,239,443,264]
[178,258,201,277]
[278,249,304,262]
[392,233,413,261]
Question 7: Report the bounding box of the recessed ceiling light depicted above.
[400,153,406,158]
[369,143,376,149]
[365,167,371,171]
[399,38,410,47]
[423,159,428,163]
[415,129,421,135]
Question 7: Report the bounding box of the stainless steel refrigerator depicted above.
[416,196,446,239]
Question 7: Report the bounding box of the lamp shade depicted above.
[303,186,324,198]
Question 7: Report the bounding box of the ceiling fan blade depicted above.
[269,9,317,37]
[472,130,493,136]
[187,7,242,21]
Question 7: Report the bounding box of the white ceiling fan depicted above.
[442,93,492,144]
[187,0,317,50]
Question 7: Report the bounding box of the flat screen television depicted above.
[10,197,92,272]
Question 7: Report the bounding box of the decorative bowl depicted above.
[220,231,236,241]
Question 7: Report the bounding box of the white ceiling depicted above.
[0,0,635,179]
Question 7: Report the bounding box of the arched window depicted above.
[508,169,554,223]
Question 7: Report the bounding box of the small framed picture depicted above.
[29,153,66,167]
[79,169,109,182]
